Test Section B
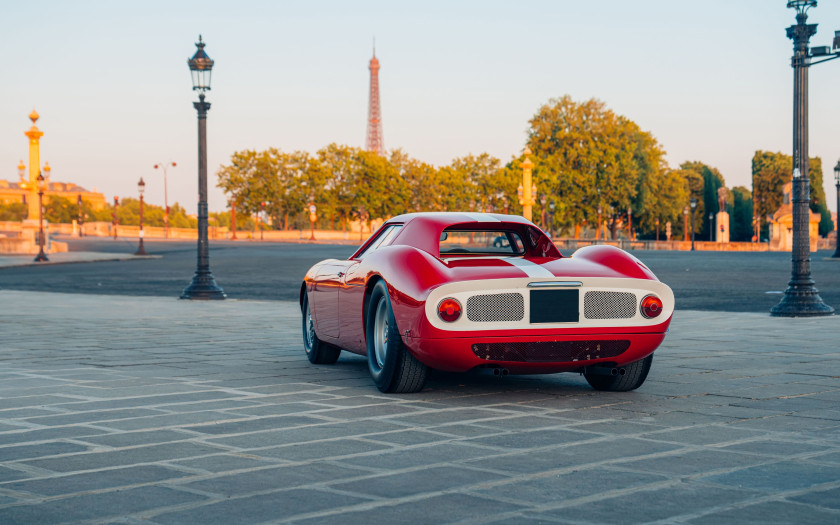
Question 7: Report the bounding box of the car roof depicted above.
[366,212,557,259]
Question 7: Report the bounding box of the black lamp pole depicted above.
[181,35,225,300]
[772,1,836,316]
[34,172,48,262]
[832,160,840,258]
[690,197,697,251]
[77,194,83,237]
[135,177,148,256]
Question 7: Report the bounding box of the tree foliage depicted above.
[752,150,833,236]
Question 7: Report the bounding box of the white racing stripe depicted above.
[461,212,500,223]
[505,257,554,278]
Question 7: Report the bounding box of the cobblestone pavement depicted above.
[1,290,839,524]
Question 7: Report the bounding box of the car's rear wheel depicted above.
[366,280,428,393]
[302,290,341,364]
[584,354,653,392]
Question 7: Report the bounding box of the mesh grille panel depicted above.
[584,291,636,319]
[466,293,525,322]
[471,340,630,363]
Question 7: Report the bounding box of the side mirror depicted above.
[440,232,448,241]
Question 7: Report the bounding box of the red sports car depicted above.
[301,212,673,393]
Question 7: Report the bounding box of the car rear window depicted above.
[439,230,525,256]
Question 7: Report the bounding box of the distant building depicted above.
[768,181,820,251]
[0,179,107,210]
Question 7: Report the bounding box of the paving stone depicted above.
[1,465,194,497]
[472,467,668,505]
[21,442,227,473]
[0,466,29,483]
[152,489,369,524]
[254,438,394,462]
[182,414,326,435]
[0,426,109,446]
[686,500,840,525]
[170,453,282,473]
[180,462,367,497]
[293,493,527,525]
[329,465,509,498]
[613,449,768,476]
[0,442,89,462]
[535,481,762,524]
[75,429,195,448]
[702,460,840,492]
[788,486,840,510]
[464,428,598,450]
[0,486,207,525]
[334,442,496,470]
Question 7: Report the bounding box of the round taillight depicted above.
[437,298,462,322]
[640,295,663,319]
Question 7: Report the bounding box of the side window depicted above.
[355,225,403,259]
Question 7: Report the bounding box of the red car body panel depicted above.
[302,212,673,374]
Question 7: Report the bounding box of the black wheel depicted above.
[366,280,428,393]
[302,290,341,365]
[585,354,653,392]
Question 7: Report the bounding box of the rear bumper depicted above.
[406,332,666,373]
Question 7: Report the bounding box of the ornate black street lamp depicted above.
[34,172,48,262]
[832,159,840,258]
[690,198,697,251]
[683,206,689,242]
[135,177,148,256]
[181,35,225,300]
[772,0,836,316]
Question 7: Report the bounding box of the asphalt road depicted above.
[1,236,839,313]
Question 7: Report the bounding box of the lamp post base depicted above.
[34,251,48,263]
[770,283,834,317]
[135,239,147,256]
[180,271,226,300]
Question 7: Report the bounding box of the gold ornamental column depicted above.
[518,148,536,221]
[24,110,44,220]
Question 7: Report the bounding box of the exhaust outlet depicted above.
[618,368,626,376]
[493,368,510,377]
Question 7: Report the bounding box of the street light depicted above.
[683,206,689,243]
[709,213,714,242]
[690,198,697,251]
[549,199,556,238]
[309,193,317,241]
[540,193,547,229]
[832,159,840,258]
[77,194,83,237]
[772,0,835,316]
[154,162,176,239]
[113,196,119,240]
[135,177,148,256]
[230,199,238,240]
[597,204,603,241]
[627,207,632,240]
[181,35,225,300]
[260,201,266,241]
[34,172,48,262]
[656,217,660,241]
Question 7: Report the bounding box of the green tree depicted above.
[731,186,753,242]
[526,96,665,238]
[680,161,726,240]
[0,202,27,221]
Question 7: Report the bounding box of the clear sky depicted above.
[2,0,840,213]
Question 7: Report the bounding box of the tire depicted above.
[585,353,653,392]
[366,280,428,393]
[301,290,341,365]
